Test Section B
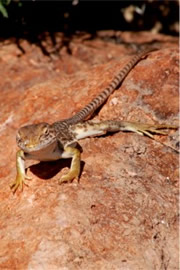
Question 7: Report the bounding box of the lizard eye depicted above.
[43,127,49,135]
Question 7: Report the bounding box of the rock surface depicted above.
[0,32,179,270]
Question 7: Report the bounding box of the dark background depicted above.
[0,0,179,41]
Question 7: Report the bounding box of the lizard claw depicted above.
[58,170,79,184]
[10,173,31,194]
[129,123,178,138]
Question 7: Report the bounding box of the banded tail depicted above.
[67,47,157,125]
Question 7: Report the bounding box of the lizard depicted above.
[10,47,178,193]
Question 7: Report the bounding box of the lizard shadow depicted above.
[29,159,85,181]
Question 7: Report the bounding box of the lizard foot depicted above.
[58,169,79,184]
[129,123,178,138]
[10,173,32,194]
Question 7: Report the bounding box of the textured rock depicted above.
[0,32,179,270]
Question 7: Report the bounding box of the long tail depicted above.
[66,47,157,125]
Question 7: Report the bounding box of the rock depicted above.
[0,31,178,270]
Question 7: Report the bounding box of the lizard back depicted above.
[64,47,156,125]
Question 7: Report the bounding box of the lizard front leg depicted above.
[10,150,31,193]
[59,146,81,184]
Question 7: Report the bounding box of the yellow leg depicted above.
[59,146,81,184]
[125,122,178,138]
[10,150,31,193]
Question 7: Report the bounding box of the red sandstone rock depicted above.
[0,32,178,270]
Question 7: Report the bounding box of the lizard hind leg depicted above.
[125,122,178,138]
[59,146,81,184]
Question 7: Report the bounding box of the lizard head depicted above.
[16,122,56,152]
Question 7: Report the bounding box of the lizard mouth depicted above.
[19,138,57,153]
[25,143,35,149]
[23,140,61,161]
